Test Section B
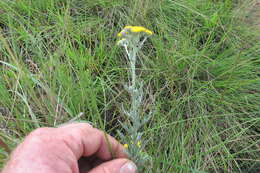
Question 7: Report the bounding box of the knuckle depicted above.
[78,123,93,130]
[76,123,94,135]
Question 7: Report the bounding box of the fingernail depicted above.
[120,161,137,173]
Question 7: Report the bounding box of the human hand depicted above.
[2,123,137,173]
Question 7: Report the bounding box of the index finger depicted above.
[57,123,127,160]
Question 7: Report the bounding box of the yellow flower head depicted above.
[117,26,153,38]
[123,144,129,149]
[137,141,141,148]
[123,141,141,149]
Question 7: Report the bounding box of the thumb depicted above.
[88,159,137,173]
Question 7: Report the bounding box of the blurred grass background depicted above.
[0,0,259,172]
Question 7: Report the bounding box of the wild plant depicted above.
[116,26,153,171]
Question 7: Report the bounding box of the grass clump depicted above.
[0,0,259,172]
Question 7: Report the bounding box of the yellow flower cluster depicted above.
[123,141,142,149]
[123,144,129,148]
[117,26,153,37]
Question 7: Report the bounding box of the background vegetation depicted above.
[0,0,259,172]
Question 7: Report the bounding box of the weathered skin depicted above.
[2,123,136,173]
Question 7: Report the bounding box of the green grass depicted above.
[0,0,259,172]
